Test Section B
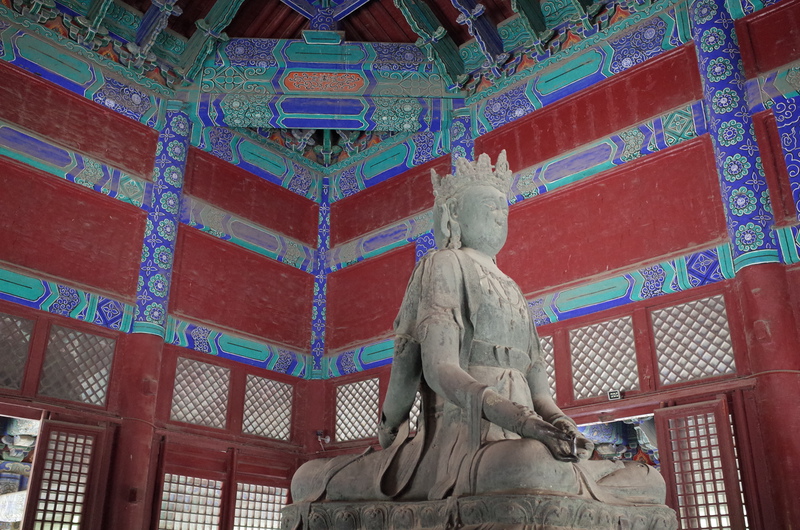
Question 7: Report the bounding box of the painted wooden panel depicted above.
[737,0,800,78]
[326,245,416,350]
[0,156,145,299]
[170,228,313,350]
[475,46,703,173]
[331,156,448,245]
[0,62,157,178]
[185,149,320,246]
[497,137,729,295]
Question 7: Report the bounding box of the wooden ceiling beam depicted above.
[177,0,248,81]
[393,0,466,90]
[449,0,507,76]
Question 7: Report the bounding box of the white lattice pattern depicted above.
[158,473,222,530]
[233,483,287,530]
[170,357,230,429]
[38,325,116,406]
[34,430,94,528]
[335,378,379,441]
[652,295,736,385]
[570,316,639,400]
[243,375,293,440]
[408,391,422,432]
[667,414,731,529]
[539,335,556,397]
[0,312,34,390]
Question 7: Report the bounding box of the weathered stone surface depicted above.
[282,494,678,530]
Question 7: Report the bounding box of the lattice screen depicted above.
[242,375,293,440]
[158,473,223,530]
[0,312,34,390]
[33,429,95,529]
[539,335,556,397]
[233,483,287,530]
[335,378,379,441]
[170,357,230,429]
[657,400,747,530]
[38,325,116,406]
[569,316,639,400]
[652,295,736,386]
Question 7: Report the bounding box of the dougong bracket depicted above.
[394,0,467,91]
[450,0,507,77]
[178,0,247,81]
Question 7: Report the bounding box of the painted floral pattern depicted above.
[707,58,733,82]
[711,88,739,114]
[735,223,765,251]
[717,120,745,146]
[722,154,751,181]
[691,0,776,263]
[134,108,190,334]
[729,187,756,215]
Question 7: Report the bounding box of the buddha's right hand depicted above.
[519,415,579,462]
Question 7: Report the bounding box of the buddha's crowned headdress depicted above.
[431,150,513,202]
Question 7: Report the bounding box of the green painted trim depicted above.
[732,248,781,272]
[776,226,800,264]
[131,320,166,336]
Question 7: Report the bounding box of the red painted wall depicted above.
[0,157,146,299]
[326,245,416,351]
[185,149,319,246]
[330,156,449,245]
[0,62,156,178]
[737,0,800,77]
[497,137,728,295]
[170,228,313,350]
[475,46,703,171]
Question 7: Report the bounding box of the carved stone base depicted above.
[282,495,678,529]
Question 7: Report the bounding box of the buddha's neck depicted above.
[461,247,500,273]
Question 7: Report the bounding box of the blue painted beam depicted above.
[279,0,317,19]
[333,0,374,20]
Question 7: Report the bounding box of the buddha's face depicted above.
[451,185,509,257]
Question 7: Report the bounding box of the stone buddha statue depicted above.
[285,152,677,530]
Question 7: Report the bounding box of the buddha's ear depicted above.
[445,197,458,220]
[438,202,452,241]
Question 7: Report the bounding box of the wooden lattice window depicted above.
[655,399,748,530]
[25,422,108,530]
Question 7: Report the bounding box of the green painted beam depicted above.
[178,0,247,81]
[393,0,466,90]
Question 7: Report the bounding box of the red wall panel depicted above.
[497,137,728,295]
[475,46,703,172]
[170,228,313,350]
[0,62,156,178]
[330,156,449,245]
[0,157,145,298]
[185,150,319,246]
[737,0,800,77]
[326,245,416,350]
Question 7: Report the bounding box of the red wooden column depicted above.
[106,333,164,529]
[734,263,800,527]
[106,102,192,529]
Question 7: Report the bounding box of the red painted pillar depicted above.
[105,332,164,529]
[735,263,800,528]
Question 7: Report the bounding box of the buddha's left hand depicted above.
[552,418,595,460]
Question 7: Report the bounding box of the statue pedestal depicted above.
[282,494,678,529]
